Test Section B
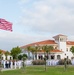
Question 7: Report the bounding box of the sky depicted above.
[0,0,74,51]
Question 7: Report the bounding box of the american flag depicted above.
[0,18,12,31]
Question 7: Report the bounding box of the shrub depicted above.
[58,59,71,65]
[32,60,45,65]
[18,54,27,60]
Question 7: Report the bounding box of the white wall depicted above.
[58,42,66,52]
[1,54,13,60]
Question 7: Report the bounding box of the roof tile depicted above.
[20,40,57,48]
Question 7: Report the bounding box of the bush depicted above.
[32,60,45,65]
[58,59,71,65]
[18,54,27,60]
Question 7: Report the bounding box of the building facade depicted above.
[0,50,12,60]
[21,34,74,60]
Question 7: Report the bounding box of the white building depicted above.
[20,34,74,60]
[0,50,12,60]
[1,54,12,60]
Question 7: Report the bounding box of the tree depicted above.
[42,45,54,60]
[30,47,36,60]
[42,45,54,71]
[18,54,27,60]
[0,50,2,72]
[70,46,74,56]
[11,46,21,60]
[27,46,36,60]
[27,46,31,59]
[5,51,10,60]
[64,58,67,71]
[65,46,74,71]
[18,55,23,60]
[0,50,2,60]
[22,54,27,68]
[23,54,27,58]
[33,45,40,60]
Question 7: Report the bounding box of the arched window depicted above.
[38,55,43,60]
[51,55,55,59]
[57,55,61,59]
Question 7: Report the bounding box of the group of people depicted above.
[0,60,23,69]
[46,60,59,66]
[4,60,11,68]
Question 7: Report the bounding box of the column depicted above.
[14,61,17,69]
[10,61,13,69]
[3,60,6,68]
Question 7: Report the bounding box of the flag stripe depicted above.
[0,18,12,31]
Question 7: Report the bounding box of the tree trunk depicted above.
[44,57,46,71]
[32,53,34,60]
[64,58,67,71]
[0,61,2,72]
[47,52,49,60]
[28,51,30,60]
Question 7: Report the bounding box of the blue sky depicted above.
[0,0,20,22]
[0,0,74,51]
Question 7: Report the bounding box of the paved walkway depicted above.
[1,68,16,71]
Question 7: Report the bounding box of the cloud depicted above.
[18,0,74,35]
[1,0,74,51]
[3,0,73,51]
[19,0,31,4]
[0,31,53,51]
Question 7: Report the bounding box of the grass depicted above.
[1,65,74,75]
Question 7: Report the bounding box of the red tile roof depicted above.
[50,49,63,53]
[37,49,63,53]
[20,34,74,49]
[20,40,57,48]
[67,41,74,45]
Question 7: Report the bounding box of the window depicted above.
[38,55,43,60]
[51,55,55,59]
[60,38,63,41]
[55,46,57,49]
[66,48,68,52]
[67,56,68,59]
[57,55,61,59]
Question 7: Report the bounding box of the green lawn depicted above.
[1,65,74,75]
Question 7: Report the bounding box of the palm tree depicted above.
[27,46,40,60]
[42,45,54,60]
[34,45,40,60]
[30,47,36,60]
[26,46,35,60]
[42,45,54,71]
[27,46,31,59]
